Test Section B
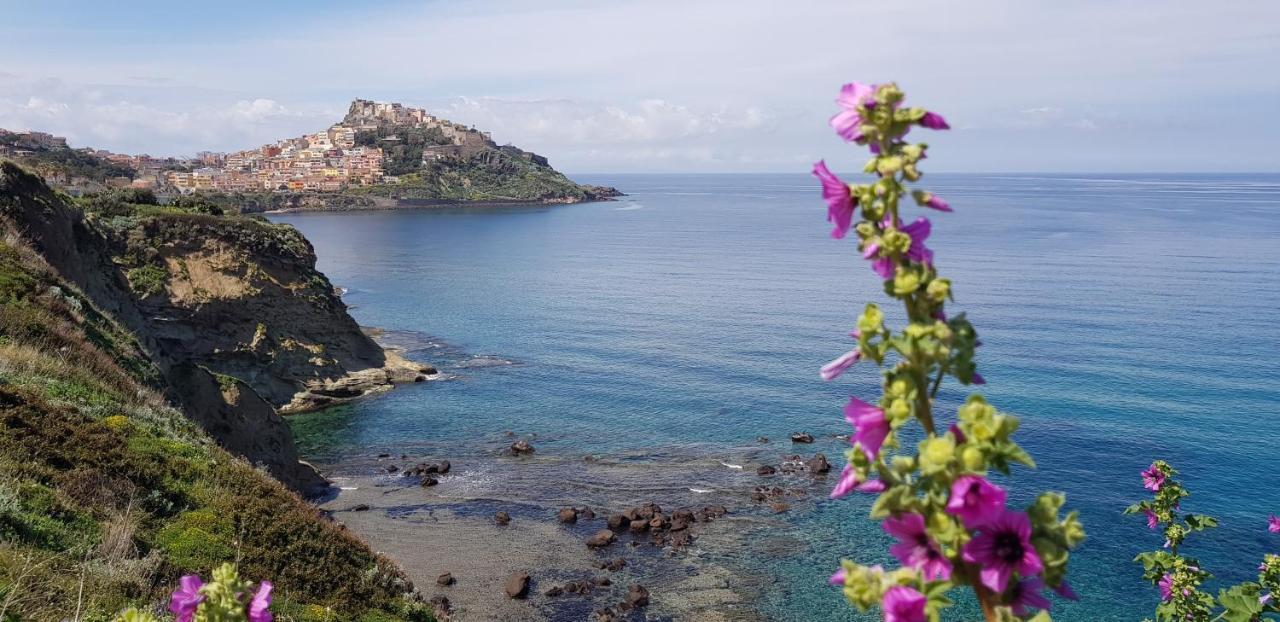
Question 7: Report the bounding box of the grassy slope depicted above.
[0,183,430,621]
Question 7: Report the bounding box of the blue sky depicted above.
[1,0,1277,173]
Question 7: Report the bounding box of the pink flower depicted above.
[862,241,895,279]
[821,331,862,381]
[884,513,952,580]
[856,478,887,493]
[1008,577,1052,616]
[830,82,876,141]
[830,464,859,499]
[828,568,847,586]
[1269,514,1280,533]
[945,475,1007,528]
[1143,508,1159,529]
[248,581,273,622]
[1142,463,1166,491]
[961,510,1044,593]
[1158,574,1174,602]
[882,585,927,622]
[899,218,935,266]
[813,160,855,239]
[168,575,205,622]
[919,111,950,130]
[924,194,952,212]
[844,397,890,460]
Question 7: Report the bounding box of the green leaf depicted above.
[1218,583,1264,622]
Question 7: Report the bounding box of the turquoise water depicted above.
[275,173,1280,620]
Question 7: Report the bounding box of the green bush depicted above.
[153,509,235,572]
[125,265,167,298]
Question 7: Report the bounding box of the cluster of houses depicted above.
[163,125,386,193]
[1,100,508,196]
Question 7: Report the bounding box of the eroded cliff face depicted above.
[0,162,429,493]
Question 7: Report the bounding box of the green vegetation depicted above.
[125,264,168,298]
[355,151,593,202]
[354,126,451,176]
[0,136,135,184]
[0,164,430,621]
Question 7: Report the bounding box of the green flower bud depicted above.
[902,164,921,182]
[932,321,952,341]
[887,398,911,424]
[919,435,955,475]
[926,278,951,303]
[876,156,904,176]
[883,229,911,254]
[855,221,875,239]
[961,445,985,471]
[858,304,884,334]
[891,455,915,475]
[893,266,921,295]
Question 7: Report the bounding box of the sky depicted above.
[1,0,1277,173]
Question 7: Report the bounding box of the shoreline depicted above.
[262,193,623,215]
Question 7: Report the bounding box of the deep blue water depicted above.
[274,173,1280,621]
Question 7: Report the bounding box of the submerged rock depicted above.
[756,465,776,476]
[504,571,530,599]
[509,440,536,455]
[624,584,651,609]
[586,529,617,548]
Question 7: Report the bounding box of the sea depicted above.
[271,173,1280,621]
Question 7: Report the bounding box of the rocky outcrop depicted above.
[0,162,429,493]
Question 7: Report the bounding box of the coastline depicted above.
[262,191,624,215]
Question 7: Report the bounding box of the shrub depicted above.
[125,264,168,298]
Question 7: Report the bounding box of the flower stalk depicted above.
[815,81,1084,622]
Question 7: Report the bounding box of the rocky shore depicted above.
[306,431,848,621]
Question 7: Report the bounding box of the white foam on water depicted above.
[689,488,714,494]
[718,461,743,470]
[615,203,644,211]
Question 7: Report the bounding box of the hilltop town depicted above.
[0,99,618,206]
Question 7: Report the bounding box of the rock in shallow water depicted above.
[557,507,579,523]
[509,440,535,455]
[494,511,511,526]
[587,529,617,548]
[790,432,815,443]
[504,571,530,599]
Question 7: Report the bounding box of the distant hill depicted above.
[1,99,621,210]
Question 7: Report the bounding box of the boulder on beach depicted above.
[495,511,511,526]
[504,571,530,599]
[790,432,815,443]
[558,507,579,523]
[587,529,617,548]
[436,572,454,586]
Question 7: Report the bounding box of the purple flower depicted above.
[948,423,966,444]
[884,513,952,580]
[1158,574,1174,602]
[168,575,204,622]
[830,82,876,141]
[856,478,887,493]
[1142,463,1165,491]
[882,585,927,622]
[813,160,855,239]
[828,568,847,586]
[961,510,1044,593]
[899,218,934,265]
[844,397,890,460]
[862,241,895,279]
[1008,577,1052,616]
[924,194,952,212]
[1143,508,1159,529]
[945,475,1007,528]
[1269,514,1280,533]
[248,581,273,622]
[1053,580,1080,601]
[821,331,862,381]
[971,372,986,385]
[919,111,950,130]
[830,464,859,499]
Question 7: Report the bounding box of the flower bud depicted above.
[918,436,955,475]
[926,278,951,302]
[893,267,921,295]
[876,156,904,176]
[887,398,911,424]
[961,446,985,471]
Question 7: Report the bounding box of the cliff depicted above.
[0,164,432,620]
